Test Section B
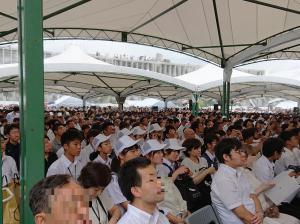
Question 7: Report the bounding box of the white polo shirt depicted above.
[211,164,255,224]
[46,154,83,181]
[117,204,170,224]
[78,144,94,167]
[90,189,114,224]
[2,155,18,186]
[274,147,300,175]
[94,155,112,168]
[253,155,274,183]
[106,174,127,205]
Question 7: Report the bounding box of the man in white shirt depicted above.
[253,137,300,219]
[47,129,84,181]
[211,138,263,224]
[6,106,19,124]
[275,130,300,175]
[253,138,284,183]
[117,157,170,224]
[2,139,18,186]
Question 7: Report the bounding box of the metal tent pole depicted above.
[18,0,44,223]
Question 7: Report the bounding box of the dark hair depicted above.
[118,157,151,202]
[101,121,114,131]
[182,138,201,157]
[78,162,112,188]
[262,138,284,158]
[203,134,218,151]
[52,122,64,132]
[86,129,101,141]
[4,123,19,136]
[190,121,200,132]
[29,175,71,215]
[215,138,242,163]
[61,128,83,146]
[242,128,256,141]
[279,130,297,144]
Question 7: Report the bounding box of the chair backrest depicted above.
[185,205,221,224]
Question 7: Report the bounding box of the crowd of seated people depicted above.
[1,106,300,223]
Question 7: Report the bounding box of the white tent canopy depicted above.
[1,0,300,66]
[0,46,196,103]
[177,63,300,103]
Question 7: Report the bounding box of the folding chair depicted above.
[185,205,221,224]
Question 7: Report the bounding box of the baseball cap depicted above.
[118,128,133,138]
[149,123,163,133]
[164,138,185,151]
[141,139,166,156]
[115,135,140,156]
[132,126,146,136]
[92,134,111,149]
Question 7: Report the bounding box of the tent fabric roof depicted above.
[177,64,300,102]
[0,46,195,101]
[1,0,300,66]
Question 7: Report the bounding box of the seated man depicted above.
[117,157,170,224]
[211,138,263,224]
[29,174,89,224]
[47,128,84,181]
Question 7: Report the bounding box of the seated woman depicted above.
[181,138,216,184]
[78,162,121,224]
[239,148,300,224]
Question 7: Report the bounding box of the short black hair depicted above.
[61,128,83,146]
[215,138,242,163]
[78,162,111,188]
[118,157,151,202]
[4,123,19,136]
[242,128,256,141]
[262,137,284,158]
[29,175,71,216]
[101,121,114,131]
[86,129,101,140]
[52,122,64,132]
[182,138,201,157]
[279,130,297,143]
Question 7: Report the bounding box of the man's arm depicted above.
[232,205,255,224]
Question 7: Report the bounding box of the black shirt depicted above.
[44,152,58,176]
[5,142,20,171]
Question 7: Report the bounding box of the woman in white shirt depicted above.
[78,162,121,224]
[239,148,300,224]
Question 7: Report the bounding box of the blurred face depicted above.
[121,146,141,162]
[240,152,248,167]
[56,126,66,137]
[288,136,299,148]
[40,181,89,224]
[184,128,195,139]
[64,139,81,157]
[104,125,115,135]
[224,147,242,168]
[8,128,20,143]
[150,131,159,140]
[98,140,112,155]
[166,150,180,163]
[190,146,201,158]
[44,138,52,153]
[133,165,164,205]
[208,140,217,152]
[88,186,105,199]
[148,150,164,165]
[166,129,177,139]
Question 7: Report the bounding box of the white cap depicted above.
[118,128,133,138]
[164,138,185,151]
[149,123,163,133]
[115,135,140,156]
[92,134,111,149]
[132,126,147,136]
[141,139,166,156]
